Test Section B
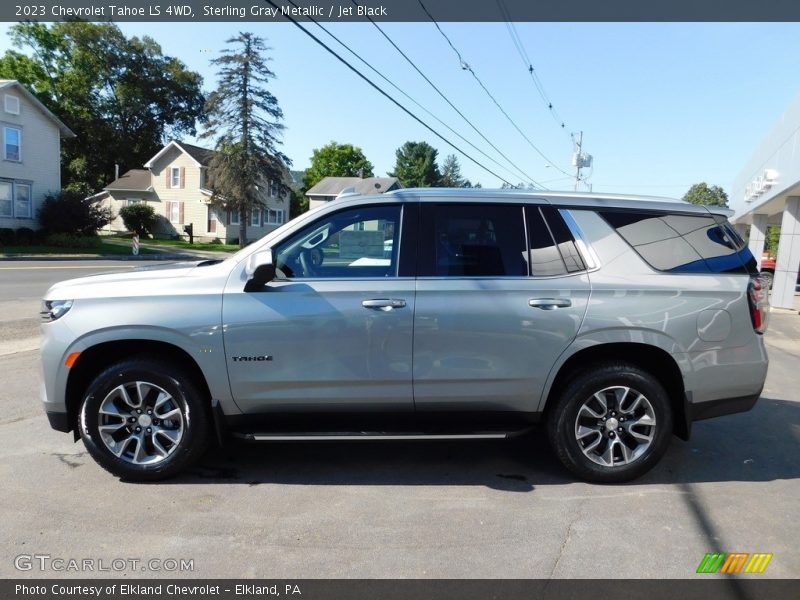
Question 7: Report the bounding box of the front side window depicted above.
[170,167,180,188]
[14,183,31,218]
[419,204,528,277]
[4,127,20,161]
[274,204,401,279]
[0,181,11,217]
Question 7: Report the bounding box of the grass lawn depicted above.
[138,238,240,252]
[0,242,157,256]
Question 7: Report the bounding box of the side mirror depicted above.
[244,249,276,292]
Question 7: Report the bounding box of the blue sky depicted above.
[2,21,800,198]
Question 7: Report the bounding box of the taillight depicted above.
[748,276,770,334]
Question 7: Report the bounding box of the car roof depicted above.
[333,188,732,217]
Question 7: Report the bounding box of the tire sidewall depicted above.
[550,366,673,483]
[79,361,207,481]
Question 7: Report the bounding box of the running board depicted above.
[234,432,512,442]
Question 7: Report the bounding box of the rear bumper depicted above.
[679,390,761,440]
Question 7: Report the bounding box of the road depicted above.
[0,260,798,579]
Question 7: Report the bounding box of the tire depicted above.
[78,357,210,481]
[546,362,673,483]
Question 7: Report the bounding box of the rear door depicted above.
[412,202,591,412]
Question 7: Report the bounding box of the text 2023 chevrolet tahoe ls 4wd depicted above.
[40,190,769,482]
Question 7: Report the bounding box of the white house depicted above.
[94,140,290,244]
[0,80,75,229]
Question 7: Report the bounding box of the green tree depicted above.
[289,189,309,219]
[390,141,441,188]
[119,204,157,236]
[438,154,471,187]
[0,22,205,193]
[37,191,114,236]
[683,182,729,207]
[201,32,290,248]
[303,142,373,190]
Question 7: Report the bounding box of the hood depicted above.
[44,261,209,300]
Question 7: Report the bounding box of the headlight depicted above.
[41,299,73,321]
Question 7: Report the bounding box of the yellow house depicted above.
[94,140,289,243]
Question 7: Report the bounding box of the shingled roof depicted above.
[306,176,401,197]
[104,169,152,191]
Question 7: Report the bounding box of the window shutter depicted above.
[179,202,184,224]
[165,169,170,188]
[165,201,172,221]
[180,167,185,189]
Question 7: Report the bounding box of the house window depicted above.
[207,207,217,233]
[126,198,143,206]
[4,95,20,115]
[170,167,180,188]
[230,209,240,225]
[0,181,11,217]
[167,201,183,224]
[4,127,21,161]
[270,181,280,198]
[265,209,284,225]
[14,183,31,218]
[251,208,261,227]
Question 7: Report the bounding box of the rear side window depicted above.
[599,211,755,274]
[418,204,528,277]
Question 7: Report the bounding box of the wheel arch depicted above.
[65,340,214,439]
[540,342,690,440]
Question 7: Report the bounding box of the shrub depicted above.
[0,228,14,246]
[45,233,102,249]
[119,204,157,236]
[15,227,37,245]
[38,191,114,236]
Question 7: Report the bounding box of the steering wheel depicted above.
[299,249,318,277]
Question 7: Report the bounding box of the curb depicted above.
[0,253,198,262]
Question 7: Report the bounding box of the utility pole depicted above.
[571,131,592,191]
[573,131,583,191]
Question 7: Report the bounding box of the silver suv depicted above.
[40,190,770,482]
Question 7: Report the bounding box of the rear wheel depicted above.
[546,363,673,483]
[78,358,210,481]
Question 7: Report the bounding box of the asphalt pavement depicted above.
[0,260,798,579]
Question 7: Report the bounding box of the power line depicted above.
[265,0,520,188]
[351,0,544,188]
[496,0,570,137]
[295,8,533,186]
[417,0,573,179]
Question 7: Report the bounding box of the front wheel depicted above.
[78,358,210,481]
[546,363,673,483]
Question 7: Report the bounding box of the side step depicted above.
[234,432,514,442]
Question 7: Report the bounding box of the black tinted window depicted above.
[541,207,586,273]
[419,204,528,277]
[599,211,753,274]
[526,206,567,276]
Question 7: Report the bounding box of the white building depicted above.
[731,94,800,309]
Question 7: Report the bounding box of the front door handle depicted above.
[529,298,572,310]
[362,298,407,311]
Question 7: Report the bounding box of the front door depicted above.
[222,203,415,413]
[413,202,590,413]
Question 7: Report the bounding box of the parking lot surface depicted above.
[1,260,798,578]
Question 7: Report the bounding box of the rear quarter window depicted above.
[599,210,755,274]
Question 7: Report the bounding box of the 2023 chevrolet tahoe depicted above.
[40,190,770,482]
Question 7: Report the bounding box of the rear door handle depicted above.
[529,298,572,310]
[362,298,407,311]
